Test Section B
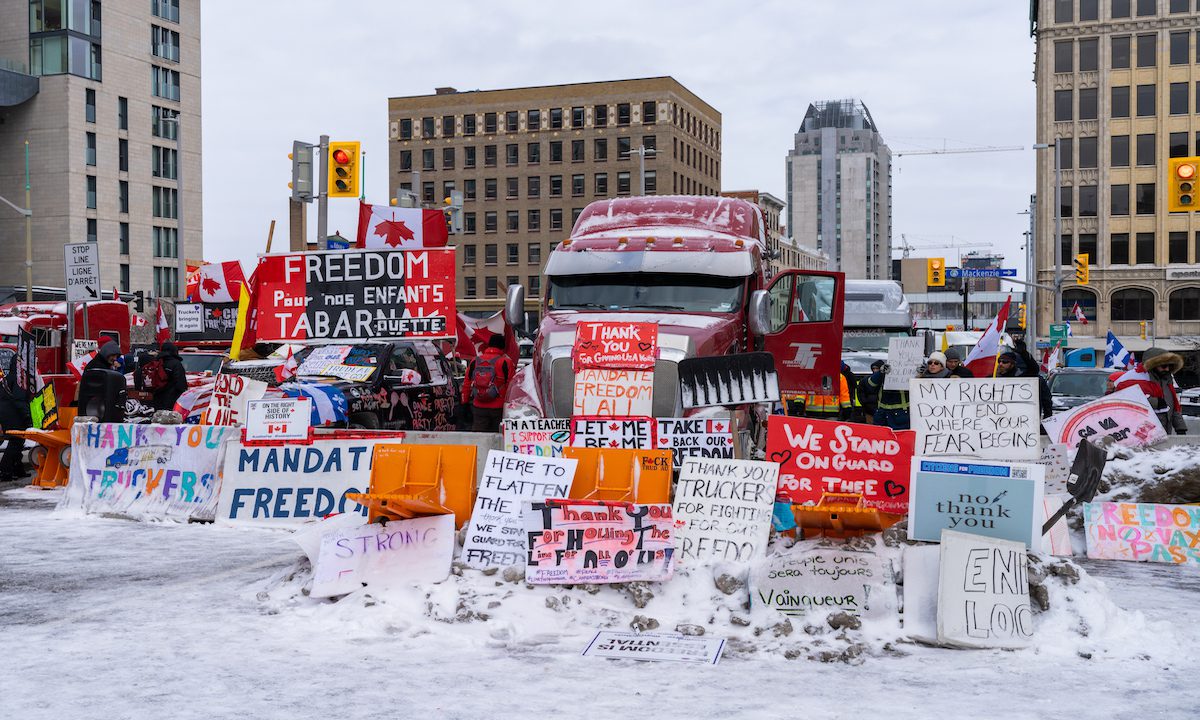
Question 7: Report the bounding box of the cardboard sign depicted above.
[502,418,571,457]
[175,302,239,341]
[751,547,894,620]
[59,423,237,521]
[215,437,405,527]
[910,378,1041,460]
[582,631,724,664]
[1034,443,1071,495]
[1043,494,1073,556]
[901,545,940,644]
[523,500,676,584]
[572,368,653,416]
[461,451,577,569]
[655,417,735,469]
[1083,502,1200,565]
[1041,387,1167,450]
[572,321,657,371]
[16,328,37,393]
[31,384,58,430]
[767,415,914,514]
[678,353,780,408]
[255,248,457,341]
[673,458,776,564]
[201,373,268,426]
[245,398,312,442]
[908,459,1045,551]
[884,336,926,391]
[310,514,454,597]
[937,529,1034,649]
[71,339,98,362]
[297,345,351,376]
[174,303,205,335]
[569,416,655,449]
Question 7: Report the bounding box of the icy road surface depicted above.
[2,486,1196,720]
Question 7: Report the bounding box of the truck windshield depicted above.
[842,330,912,353]
[547,273,744,313]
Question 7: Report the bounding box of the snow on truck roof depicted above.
[570,196,766,245]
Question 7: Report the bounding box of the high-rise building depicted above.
[1032,0,1200,358]
[786,99,892,280]
[0,0,200,299]
[387,77,722,320]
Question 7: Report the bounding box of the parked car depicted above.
[1047,367,1112,412]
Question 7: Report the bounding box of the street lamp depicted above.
[162,114,184,299]
[1033,142,1063,325]
[0,141,34,301]
[624,144,657,195]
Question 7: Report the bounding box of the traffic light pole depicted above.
[1052,142,1063,324]
[316,134,329,249]
[961,277,969,330]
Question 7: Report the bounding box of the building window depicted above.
[506,177,518,199]
[527,142,541,164]
[549,108,563,129]
[617,136,632,158]
[85,88,95,122]
[527,109,540,131]
[152,226,178,258]
[617,103,631,125]
[527,176,541,198]
[30,34,102,80]
[572,208,584,226]
[484,145,497,168]
[642,101,657,124]
[420,117,434,139]
[484,178,497,200]
[505,111,518,133]
[463,115,476,136]
[1112,135,1130,166]
[399,119,412,140]
[153,267,179,299]
[484,212,497,233]
[85,131,96,165]
[529,276,541,297]
[1170,82,1189,114]
[617,171,631,195]
[485,277,498,298]
[464,245,476,264]
[1170,132,1189,158]
[571,139,584,162]
[119,222,129,254]
[1170,288,1200,320]
[464,212,476,233]
[1062,235,1074,266]
[595,172,608,195]
[571,106,584,128]
[1136,232,1155,263]
[464,146,476,169]
[87,217,96,242]
[1170,231,1189,263]
[528,210,541,231]
[594,138,608,161]
[152,186,177,218]
[1111,184,1130,216]
[642,135,657,153]
[1136,133,1155,166]
[441,180,455,202]
[506,143,518,166]
[549,141,563,163]
[1061,186,1074,218]
[1171,31,1190,65]
[1080,0,1099,19]
[1079,88,1098,120]
[152,0,180,22]
[399,149,412,171]
[1113,0,1132,17]
[1111,232,1130,264]
[464,277,476,298]
[117,96,127,130]
[1078,185,1098,216]
[1171,0,1191,12]
[1112,288,1155,321]
[644,170,657,194]
[440,115,454,138]
[1079,233,1097,263]
[151,25,180,62]
[590,105,607,129]
[1136,183,1156,214]
[86,175,96,208]
[1055,0,1073,22]
[1137,0,1156,15]
[118,180,128,213]
[1137,34,1157,67]
[463,179,477,200]
[549,208,563,231]
[152,146,178,179]
[1054,90,1072,121]
[422,181,434,204]
[120,264,129,293]
[1112,86,1130,118]
[549,175,562,197]
[1079,38,1098,71]
[1136,84,1156,116]
[151,67,180,101]
[571,174,584,196]
[1112,35,1131,68]
[506,212,519,233]
[1059,137,1074,169]
[528,244,541,265]
[422,148,434,171]
[1079,137,1097,168]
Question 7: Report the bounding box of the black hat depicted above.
[944,348,961,361]
[870,359,884,370]
[487,334,507,349]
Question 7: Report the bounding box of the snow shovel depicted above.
[1041,439,1106,536]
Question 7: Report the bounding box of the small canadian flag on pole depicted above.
[155,300,170,344]
[274,346,299,384]
[131,314,148,328]
[1072,301,1088,325]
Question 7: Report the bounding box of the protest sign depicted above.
[245,398,312,442]
[910,378,1040,460]
[767,415,914,514]
[655,417,735,469]
[673,458,775,564]
[572,321,657,371]
[523,500,676,583]
[310,514,454,597]
[201,373,268,426]
[502,418,571,457]
[71,338,98,362]
[901,545,941,644]
[1041,387,1167,450]
[572,368,653,416]
[908,459,1045,551]
[1034,443,1071,495]
[215,436,405,527]
[254,248,456,341]
[884,337,926,391]
[16,328,37,393]
[937,529,1034,649]
[30,384,57,429]
[569,416,655,449]
[751,546,894,620]
[582,631,724,664]
[297,345,350,377]
[59,423,236,521]
[461,451,577,569]
[1043,494,1073,556]
[176,302,238,341]
[679,352,779,408]
[1083,502,1200,565]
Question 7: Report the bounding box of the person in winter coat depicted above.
[920,351,951,379]
[945,348,974,378]
[996,351,1053,420]
[856,360,884,423]
[461,334,514,433]
[0,355,31,480]
[863,363,910,430]
[153,341,189,412]
[1115,347,1188,435]
[1013,338,1041,378]
[84,340,122,373]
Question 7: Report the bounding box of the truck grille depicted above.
[548,356,679,418]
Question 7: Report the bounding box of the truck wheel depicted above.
[348,412,381,430]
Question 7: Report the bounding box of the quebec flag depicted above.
[1105,330,1132,369]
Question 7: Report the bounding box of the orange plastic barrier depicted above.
[791,492,903,539]
[346,444,477,528]
[563,447,672,504]
[12,407,78,488]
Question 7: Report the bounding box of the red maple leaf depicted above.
[201,277,223,296]
[609,440,619,448]
[374,219,416,248]
[609,423,620,431]
[210,309,222,318]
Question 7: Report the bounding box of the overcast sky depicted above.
[200,0,1036,276]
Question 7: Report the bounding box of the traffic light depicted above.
[289,140,314,202]
[1018,303,1027,329]
[133,290,145,313]
[442,191,463,235]
[327,141,360,198]
[1168,157,1200,212]
[1074,253,1089,284]
[926,257,946,287]
[1140,321,1148,340]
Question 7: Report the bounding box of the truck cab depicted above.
[504,195,844,421]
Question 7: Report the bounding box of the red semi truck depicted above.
[0,300,131,400]
[502,195,845,449]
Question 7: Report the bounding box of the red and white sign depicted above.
[187,260,249,303]
[254,248,456,341]
[767,415,915,515]
[655,417,735,469]
[572,321,658,371]
[572,368,653,416]
[569,416,656,449]
[201,373,268,426]
[356,201,449,249]
[1041,387,1167,450]
[245,398,312,442]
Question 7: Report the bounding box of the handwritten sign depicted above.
[1041,387,1167,450]
[908,459,1045,551]
[1083,502,1200,565]
[937,529,1034,649]
[174,303,205,335]
[582,631,724,664]
[297,345,351,377]
[910,378,1040,460]
[1034,443,1071,495]
[1043,494,1073,556]
[502,418,571,457]
[767,415,914,514]
[655,417,735,469]
[573,321,657,371]
[751,547,894,620]
[523,500,676,584]
[245,398,311,442]
[310,514,454,597]
[884,337,926,391]
[570,416,655,449]
[202,373,268,426]
[572,368,653,416]
[461,451,577,569]
[673,458,775,564]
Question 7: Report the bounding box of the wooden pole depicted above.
[266,219,276,254]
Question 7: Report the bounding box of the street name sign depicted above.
[945,268,1018,279]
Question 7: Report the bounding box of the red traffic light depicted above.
[1177,163,1196,180]
[332,148,351,165]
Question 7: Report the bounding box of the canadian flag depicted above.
[68,351,95,379]
[186,260,248,303]
[155,300,170,344]
[965,296,1013,377]
[1072,301,1088,325]
[131,314,148,328]
[356,201,449,249]
[274,346,299,384]
[1040,343,1062,374]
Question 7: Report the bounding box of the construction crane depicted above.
[895,234,990,259]
[894,144,1025,157]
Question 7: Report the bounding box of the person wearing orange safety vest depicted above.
[796,370,852,421]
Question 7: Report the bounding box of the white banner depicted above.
[202,374,268,426]
[310,514,454,597]
[751,546,894,620]
[909,377,1040,460]
[245,398,312,442]
[673,458,775,564]
[1041,387,1167,450]
[937,529,1034,649]
[655,417,735,469]
[884,337,926,391]
[502,418,571,457]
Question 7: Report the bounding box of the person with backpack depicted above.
[461,334,513,433]
[151,341,189,412]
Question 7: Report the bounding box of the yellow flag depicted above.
[940,332,949,352]
[229,282,251,361]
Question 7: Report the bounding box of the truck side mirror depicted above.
[505,284,526,328]
[748,290,770,337]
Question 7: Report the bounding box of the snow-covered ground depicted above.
[3,485,1197,720]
